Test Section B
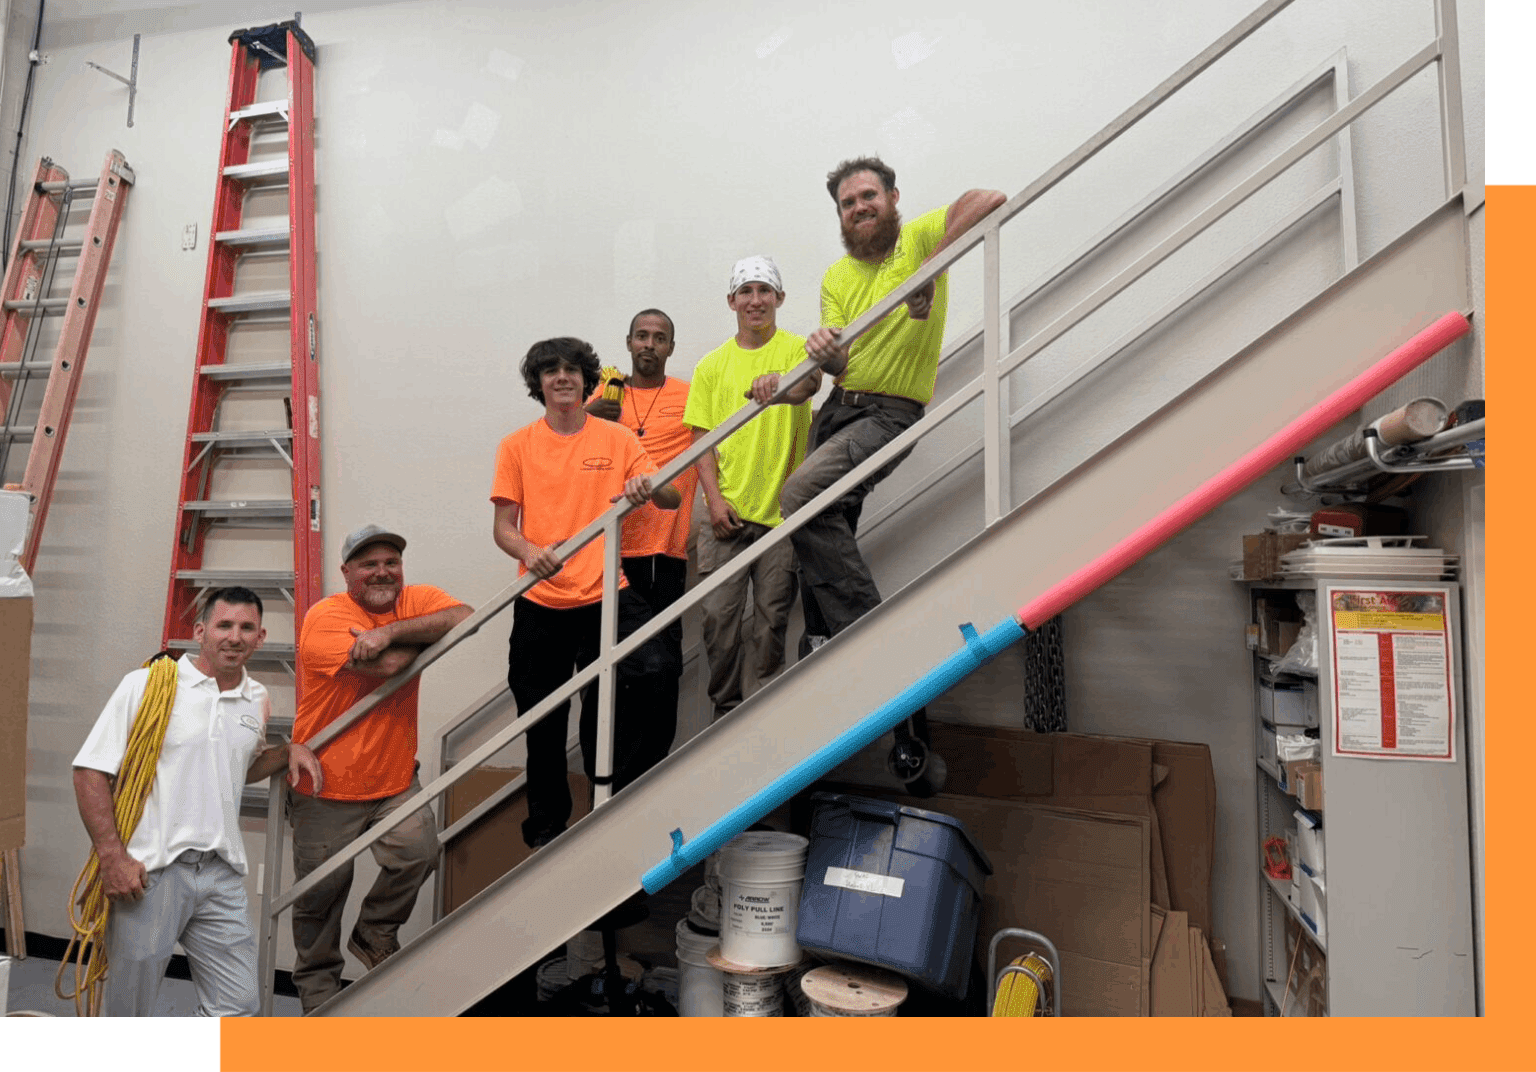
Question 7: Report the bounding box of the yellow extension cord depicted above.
[991,952,1054,1017]
[54,655,178,1017]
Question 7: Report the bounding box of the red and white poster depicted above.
[1328,587,1456,761]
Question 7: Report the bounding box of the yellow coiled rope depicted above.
[55,654,179,1017]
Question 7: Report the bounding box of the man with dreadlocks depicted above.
[71,586,323,1016]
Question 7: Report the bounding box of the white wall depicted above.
[11,0,1481,1003]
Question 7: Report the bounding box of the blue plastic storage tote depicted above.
[796,792,992,998]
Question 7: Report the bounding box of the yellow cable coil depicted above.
[991,952,1054,1017]
[54,655,179,1017]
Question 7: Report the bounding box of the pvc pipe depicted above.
[641,617,1026,893]
[642,310,1469,894]
[1016,311,1470,630]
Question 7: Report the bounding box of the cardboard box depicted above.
[924,726,1219,941]
[0,595,33,855]
[441,765,592,913]
[935,795,1153,1016]
[1241,533,1312,581]
[924,726,1169,914]
[1292,761,1324,810]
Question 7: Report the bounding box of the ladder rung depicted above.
[18,238,83,255]
[182,499,294,519]
[207,292,291,315]
[229,100,290,124]
[176,569,297,588]
[2,297,68,314]
[189,429,294,446]
[0,425,35,441]
[223,160,290,184]
[167,637,296,660]
[216,227,290,249]
[36,178,99,195]
[0,360,53,378]
[198,361,292,383]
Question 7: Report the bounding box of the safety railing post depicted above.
[1434,0,1467,198]
[593,513,622,807]
[982,225,1007,526]
[256,774,284,1016]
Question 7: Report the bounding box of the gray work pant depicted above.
[287,776,438,1012]
[697,518,799,717]
[104,848,258,1017]
[780,396,922,637]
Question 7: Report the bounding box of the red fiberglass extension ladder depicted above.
[0,151,135,572]
[161,20,320,748]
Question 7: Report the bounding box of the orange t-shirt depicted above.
[490,415,656,608]
[294,585,464,801]
[587,376,697,559]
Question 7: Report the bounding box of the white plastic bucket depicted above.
[721,971,784,1017]
[536,957,569,1002]
[566,929,604,981]
[801,963,908,1017]
[717,831,808,968]
[675,918,724,1017]
[689,883,721,931]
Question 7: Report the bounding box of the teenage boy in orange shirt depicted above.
[492,336,683,848]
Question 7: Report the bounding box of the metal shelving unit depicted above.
[1249,578,1474,1016]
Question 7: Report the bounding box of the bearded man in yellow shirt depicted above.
[783,156,1005,644]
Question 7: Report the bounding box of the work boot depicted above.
[347,927,400,972]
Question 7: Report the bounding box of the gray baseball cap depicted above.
[341,523,407,563]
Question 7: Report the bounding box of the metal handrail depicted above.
[256,0,1468,1015]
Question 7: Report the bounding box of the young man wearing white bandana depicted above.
[683,256,820,718]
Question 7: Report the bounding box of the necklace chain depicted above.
[628,380,664,436]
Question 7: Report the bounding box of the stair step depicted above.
[199,361,292,383]
[216,226,290,249]
[181,499,294,519]
[176,569,298,588]
[167,637,295,660]
[207,292,291,315]
[223,160,290,184]
[229,100,289,124]
[189,429,294,446]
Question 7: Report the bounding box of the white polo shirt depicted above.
[74,655,269,875]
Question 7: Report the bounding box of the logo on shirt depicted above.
[581,456,614,471]
[237,712,262,737]
[660,405,685,417]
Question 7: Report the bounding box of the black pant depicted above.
[622,554,686,725]
[506,589,680,847]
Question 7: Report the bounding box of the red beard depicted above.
[841,207,902,260]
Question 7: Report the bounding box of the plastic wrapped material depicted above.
[1273,592,1317,674]
[1276,734,1319,764]
[0,491,33,599]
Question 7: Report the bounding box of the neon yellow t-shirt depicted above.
[820,206,949,405]
[682,330,812,528]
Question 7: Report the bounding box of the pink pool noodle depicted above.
[1015,310,1471,630]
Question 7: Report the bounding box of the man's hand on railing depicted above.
[348,625,393,663]
[906,279,936,320]
[746,373,782,405]
[522,545,563,579]
[806,327,849,375]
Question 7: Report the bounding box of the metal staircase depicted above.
[241,0,1472,1016]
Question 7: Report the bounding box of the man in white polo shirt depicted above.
[72,586,323,1016]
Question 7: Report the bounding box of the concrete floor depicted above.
[2,951,303,1017]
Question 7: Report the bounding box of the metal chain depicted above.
[1021,615,1066,732]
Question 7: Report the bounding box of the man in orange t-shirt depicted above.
[493,336,683,849]
[586,308,697,738]
[288,524,471,1013]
